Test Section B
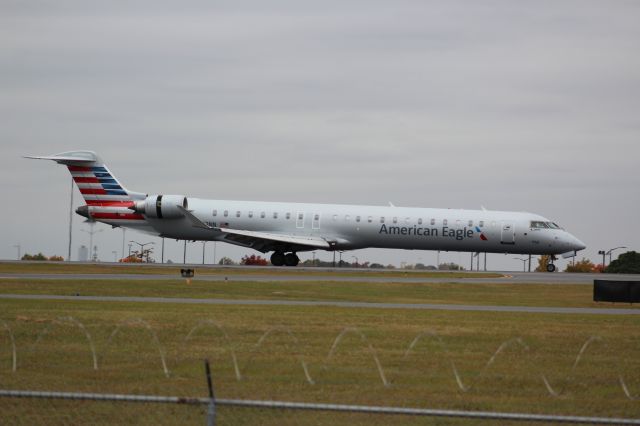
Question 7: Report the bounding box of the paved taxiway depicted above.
[1,271,638,284]
[0,294,638,315]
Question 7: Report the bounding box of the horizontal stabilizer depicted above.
[24,151,101,165]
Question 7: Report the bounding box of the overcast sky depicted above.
[1,1,639,270]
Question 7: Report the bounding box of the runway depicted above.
[1,294,638,315]
[1,271,638,284]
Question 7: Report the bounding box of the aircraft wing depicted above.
[177,205,332,252]
[219,228,331,251]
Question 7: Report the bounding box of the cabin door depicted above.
[500,222,515,244]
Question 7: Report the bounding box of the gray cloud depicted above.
[1,1,639,268]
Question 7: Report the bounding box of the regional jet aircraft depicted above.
[27,151,585,271]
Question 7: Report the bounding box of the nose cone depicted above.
[569,234,586,252]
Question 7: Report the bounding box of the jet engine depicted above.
[131,195,188,219]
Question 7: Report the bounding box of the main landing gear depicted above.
[270,251,300,267]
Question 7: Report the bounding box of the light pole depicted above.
[81,223,104,262]
[598,250,606,269]
[13,244,21,260]
[606,246,627,264]
[202,241,206,265]
[513,257,527,272]
[130,241,154,262]
[351,255,358,267]
[121,228,126,261]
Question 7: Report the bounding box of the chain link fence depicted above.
[1,313,640,424]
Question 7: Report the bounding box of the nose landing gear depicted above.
[270,251,300,267]
[546,255,557,272]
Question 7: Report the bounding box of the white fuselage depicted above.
[140,198,585,256]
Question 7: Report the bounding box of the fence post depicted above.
[205,359,216,426]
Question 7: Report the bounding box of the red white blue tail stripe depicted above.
[68,165,144,221]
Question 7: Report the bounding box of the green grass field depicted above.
[0,261,503,279]
[0,264,639,425]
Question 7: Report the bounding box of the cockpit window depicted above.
[530,221,549,229]
[547,222,563,230]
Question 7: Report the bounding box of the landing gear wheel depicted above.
[284,253,300,267]
[271,252,285,267]
[546,263,556,273]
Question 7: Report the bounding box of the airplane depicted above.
[26,151,586,271]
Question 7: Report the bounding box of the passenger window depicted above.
[314,214,319,220]
[468,220,473,227]
[430,218,436,226]
[393,217,398,224]
[248,211,253,218]
[356,216,361,222]
[418,218,422,225]
[443,219,448,226]
[212,210,217,217]
[368,216,372,223]
[380,217,385,223]
[223,210,228,217]
[286,212,291,220]
[236,211,241,217]
[298,213,303,220]
[273,212,278,219]
[261,212,266,218]
[479,220,484,227]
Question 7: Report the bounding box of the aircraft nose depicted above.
[569,234,586,252]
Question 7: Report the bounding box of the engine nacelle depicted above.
[133,195,188,219]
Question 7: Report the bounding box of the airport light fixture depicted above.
[12,244,21,260]
[81,224,104,262]
[606,246,627,264]
[513,257,528,272]
[130,240,154,262]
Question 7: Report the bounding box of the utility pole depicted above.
[68,176,74,262]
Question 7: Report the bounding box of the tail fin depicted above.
[25,150,139,206]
